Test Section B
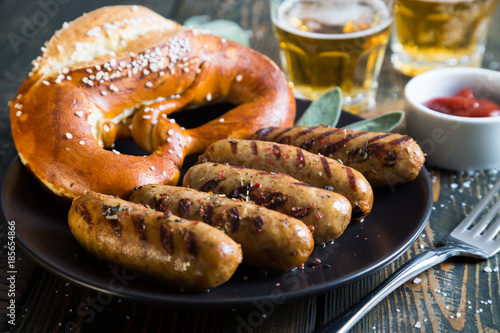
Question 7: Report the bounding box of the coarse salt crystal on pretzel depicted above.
[9,5,295,202]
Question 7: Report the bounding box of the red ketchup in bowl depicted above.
[423,88,500,117]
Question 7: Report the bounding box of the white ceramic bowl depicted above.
[405,67,500,171]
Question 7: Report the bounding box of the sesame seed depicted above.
[112,149,120,155]
[75,111,84,118]
[131,5,139,11]
[66,76,72,81]
[150,166,156,171]
[219,118,225,122]
[143,69,150,75]
[236,74,243,82]
[413,278,422,284]
[143,115,151,119]
[146,82,153,88]
[42,80,50,86]
[177,152,183,158]
[167,129,174,135]
[65,133,72,139]
[86,68,93,74]
[16,94,22,99]
[169,118,175,123]
[187,136,192,143]
[414,321,421,328]
[101,91,107,96]
[206,93,212,102]
[16,111,22,117]
[183,67,189,73]
[79,140,85,145]
[221,38,227,43]
[57,45,64,52]
[15,103,23,109]
[103,124,110,132]
[162,171,167,177]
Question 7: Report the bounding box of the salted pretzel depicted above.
[9,5,295,202]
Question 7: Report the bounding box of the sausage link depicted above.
[253,125,425,187]
[130,184,314,272]
[199,139,373,218]
[68,192,242,290]
[183,163,352,244]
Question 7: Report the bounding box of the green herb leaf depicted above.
[296,87,342,127]
[344,110,405,133]
[183,16,250,47]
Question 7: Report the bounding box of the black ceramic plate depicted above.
[1,103,433,308]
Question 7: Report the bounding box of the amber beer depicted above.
[271,0,393,114]
[391,0,499,77]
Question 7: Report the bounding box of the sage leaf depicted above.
[183,16,250,47]
[344,110,405,133]
[296,87,342,127]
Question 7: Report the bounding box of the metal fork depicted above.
[315,177,500,333]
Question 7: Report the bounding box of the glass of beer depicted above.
[391,0,499,77]
[270,0,395,114]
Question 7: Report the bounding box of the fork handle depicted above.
[314,245,465,333]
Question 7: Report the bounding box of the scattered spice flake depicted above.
[415,321,421,328]
[413,278,422,284]
[484,266,493,273]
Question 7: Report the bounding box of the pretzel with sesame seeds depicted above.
[9,5,295,202]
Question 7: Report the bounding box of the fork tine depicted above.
[456,177,500,230]
[482,215,500,241]
[470,199,500,236]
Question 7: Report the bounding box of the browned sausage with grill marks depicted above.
[130,184,314,272]
[68,192,242,290]
[183,163,352,244]
[199,139,373,218]
[253,125,425,187]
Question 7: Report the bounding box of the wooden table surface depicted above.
[1,0,500,332]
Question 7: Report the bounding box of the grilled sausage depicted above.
[199,139,373,218]
[253,125,425,187]
[130,184,314,272]
[68,192,242,290]
[183,163,352,244]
